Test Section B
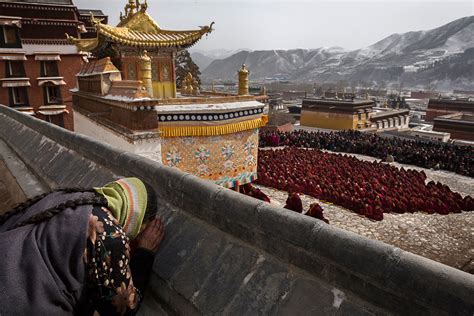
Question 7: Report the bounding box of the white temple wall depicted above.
[74,111,162,163]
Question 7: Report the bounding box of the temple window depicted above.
[162,64,170,81]
[44,85,62,104]
[6,61,26,78]
[151,59,159,81]
[9,87,28,107]
[127,62,137,80]
[41,61,59,77]
[2,26,19,45]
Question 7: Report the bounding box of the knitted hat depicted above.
[94,177,148,239]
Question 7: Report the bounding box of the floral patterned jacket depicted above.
[78,206,154,316]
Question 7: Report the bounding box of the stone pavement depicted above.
[255,151,474,273]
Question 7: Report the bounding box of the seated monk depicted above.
[306,203,329,224]
[239,183,271,203]
[284,192,303,213]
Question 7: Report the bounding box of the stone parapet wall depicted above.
[0,105,473,315]
[72,93,158,131]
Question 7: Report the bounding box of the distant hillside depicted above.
[202,16,474,90]
[190,49,248,71]
[190,52,215,71]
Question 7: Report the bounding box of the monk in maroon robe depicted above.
[239,183,271,203]
[284,193,303,213]
[306,203,329,224]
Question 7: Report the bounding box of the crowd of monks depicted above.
[255,147,474,221]
[260,130,474,177]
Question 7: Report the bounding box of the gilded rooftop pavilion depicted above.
[69,0,268,188]
[68,0,215,99]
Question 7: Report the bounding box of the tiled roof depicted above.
[96,23,213,48]
[68,5,213,51]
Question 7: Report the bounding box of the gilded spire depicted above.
[140,0,148,12]
[122,0,139,21]
[238,64,249,96]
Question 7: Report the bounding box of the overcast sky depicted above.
[74,0,473,51]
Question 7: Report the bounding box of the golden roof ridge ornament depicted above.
[200,22,215,36]
[140,0,148,12]
[90,12,104,26]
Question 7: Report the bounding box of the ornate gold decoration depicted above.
[66,33,99,52]
[238,64,249,96]
[192,77,200,96]
[182,72,194,95]
[67,0,214,51]
[159,116,268,137]
[139,50,153,97]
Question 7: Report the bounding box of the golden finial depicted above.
[123,0,138,19]
[239,64,249,74]
[140,0,148,12]
[182,72,194,95]
[139,49,150,61]
[238,64,249,96]
[192,77,200,96]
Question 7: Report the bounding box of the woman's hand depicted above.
[135,217,165,252]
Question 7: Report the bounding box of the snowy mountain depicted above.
[201,16,474,90]
[190,52,215,71]
[190,49,249,70]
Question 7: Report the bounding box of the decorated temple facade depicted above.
[68,0,214,100]
[300,98,375,130]
[71,1,268,188]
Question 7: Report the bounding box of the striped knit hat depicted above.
[94,177,148,239]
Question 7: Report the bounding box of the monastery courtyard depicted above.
[256,149,474,272]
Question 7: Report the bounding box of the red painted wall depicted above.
[1,55,83,131]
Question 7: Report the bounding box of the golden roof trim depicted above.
[95,22,213,48]
[67,0,214,51]
[65,34,99,52]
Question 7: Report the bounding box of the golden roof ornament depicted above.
[140,0,148,12]
[139,49,151,61]
[125,0,138,18]
[67,0,213,51]
[89,12,104,26]
[239,64,249,74]
[182,72,194,95]
[238,64,249,96]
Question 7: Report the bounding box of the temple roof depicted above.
[78,9,106,16]
[1,0,73,4]
[68,0,213,51]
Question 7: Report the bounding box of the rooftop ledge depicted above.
[72,90,265,112]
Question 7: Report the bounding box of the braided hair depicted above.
[0,187,108,230]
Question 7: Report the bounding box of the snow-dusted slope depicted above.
[202,16,474,89]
